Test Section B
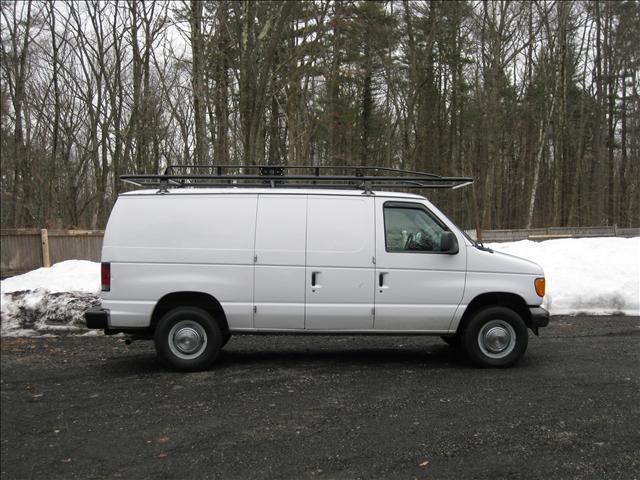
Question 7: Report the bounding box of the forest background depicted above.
[1,0,638,231]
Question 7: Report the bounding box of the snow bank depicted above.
[487,237,639,316]
[1,260,100,295]
[0,238,638,337]
[1,261,100,337]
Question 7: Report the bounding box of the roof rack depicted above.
[121,165,473,193]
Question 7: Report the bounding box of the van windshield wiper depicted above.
[451,223,494,253]
[475,240,493,253]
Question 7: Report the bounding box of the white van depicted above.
[85,166,548,370]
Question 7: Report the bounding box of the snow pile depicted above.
[1,260,100,294]
[488,237,639,316]
[1,261,100,337]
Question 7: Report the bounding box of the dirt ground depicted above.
[1,315,639,479]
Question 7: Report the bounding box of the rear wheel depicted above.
[461,306,528,368]
[154,306,222,371]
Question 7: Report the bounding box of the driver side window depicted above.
[384,205,447,252]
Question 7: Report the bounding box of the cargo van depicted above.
[85,166,549,370]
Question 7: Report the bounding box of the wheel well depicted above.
[151,292,229,336]
[458,292,532,332]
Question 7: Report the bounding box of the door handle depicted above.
[311,271,321,287]
[379,272,388,288]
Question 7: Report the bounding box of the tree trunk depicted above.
[191,0,207,164]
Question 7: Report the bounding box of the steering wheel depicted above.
[405,230,433,251]
[404,232,415,250]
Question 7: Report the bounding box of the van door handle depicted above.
[311,271,320,287]
[379,272,388,288]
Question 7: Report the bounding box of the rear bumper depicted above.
[529,306,550,329]
[85,306,110,329]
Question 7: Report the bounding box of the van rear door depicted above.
[305,195,375,330]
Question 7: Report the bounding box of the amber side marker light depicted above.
[535,278,545,297]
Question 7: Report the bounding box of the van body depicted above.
[85,188,549,369]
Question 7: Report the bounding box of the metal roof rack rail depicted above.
[120,165,473,193]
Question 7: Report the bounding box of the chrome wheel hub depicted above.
[168,320,207,360]
[478,320,516,359]
[484,326,510,352]
[175,327,202,354]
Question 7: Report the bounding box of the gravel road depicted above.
[1,315,639,479]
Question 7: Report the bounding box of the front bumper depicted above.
[85,306,109,329]
[528,306,549,335]
[529,306,550,327]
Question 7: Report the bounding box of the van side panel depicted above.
[304,196,375,329]
[102,195,257,264]
[101,195,257,329]
[105,264,254,328]
[253,195,307,329]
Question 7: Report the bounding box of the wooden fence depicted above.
[465,225,640,242]
[1,229,104,277]
[1,225,638,277]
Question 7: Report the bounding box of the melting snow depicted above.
[1,261,100,337]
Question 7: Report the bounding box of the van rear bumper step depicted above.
[85,307,109,329]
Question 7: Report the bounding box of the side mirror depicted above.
[440,231,459,254]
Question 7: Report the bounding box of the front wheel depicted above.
[461,306,528,368]
[154,307,223,371]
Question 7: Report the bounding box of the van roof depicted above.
[120,188,427,200]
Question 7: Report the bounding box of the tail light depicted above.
[101,262,111,292]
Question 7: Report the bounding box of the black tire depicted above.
[154,306,222,371]
[441,335,461,348]
[461,306,528,368]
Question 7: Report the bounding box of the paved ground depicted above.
[1,316,639,480]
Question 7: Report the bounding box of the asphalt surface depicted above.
[1,316,639,480]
